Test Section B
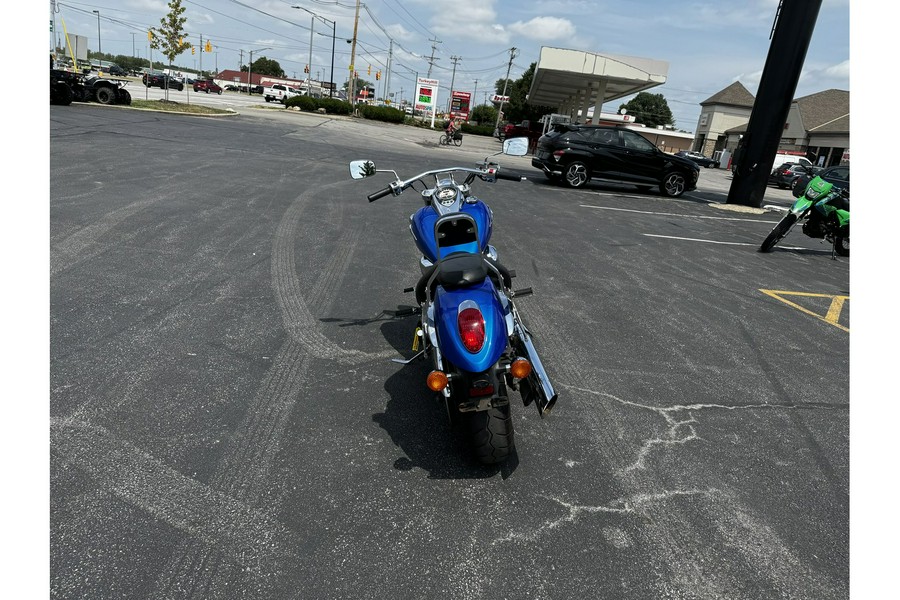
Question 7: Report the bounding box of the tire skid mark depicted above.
[148,340,309,593]
[51,163,211,278]
[215,339,309,499]
[307,221,362,310]
[50,199,154,277]
[270,182,393,364]
[152,178,377,597]
[50,418,304,576]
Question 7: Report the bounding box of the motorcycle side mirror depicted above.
[502,137,528,157]
[349,160,377,179]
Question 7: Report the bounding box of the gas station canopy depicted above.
[527,47,669,118]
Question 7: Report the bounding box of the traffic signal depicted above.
[375,71,380,80]
[354,71,358,78]
[367,64,371,75]
[304,64,309,73]
[148,30,153,41]
[205,40,212,53]
[191,45,195,55]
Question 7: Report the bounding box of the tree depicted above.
[342,77,373,99]
[618,92,675,129]
[494,63,554,124]
[470,104,498,126]
[241,57,284,77]
[149,0,191,100]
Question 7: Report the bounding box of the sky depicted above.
[44,0,850,132]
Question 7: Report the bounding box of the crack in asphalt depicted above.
[564,385,847,473]
[493,488,722,545]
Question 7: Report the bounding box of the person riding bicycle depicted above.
[445,117,458,139]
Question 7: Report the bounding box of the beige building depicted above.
[696,83,849,168]
[693,82,755,158]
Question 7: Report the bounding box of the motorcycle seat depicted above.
[415,252,513,304]
[433,253,488,287]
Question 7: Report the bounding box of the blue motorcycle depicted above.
[349,138,557,464]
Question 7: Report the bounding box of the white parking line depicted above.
[643,234,807,250]
[642,234,755,246]
[580,205,777,223]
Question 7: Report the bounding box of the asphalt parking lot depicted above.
[49,103,850,599]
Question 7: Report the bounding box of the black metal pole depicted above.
[727,0,823,207]
[330,21,335,98]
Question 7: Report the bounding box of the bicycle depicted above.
[439,130,463,147]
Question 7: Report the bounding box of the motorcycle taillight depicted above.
[458,307,485,353]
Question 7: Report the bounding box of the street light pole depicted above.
[92,10,101,60]
[247,47,271,95]
[292,5,336,98]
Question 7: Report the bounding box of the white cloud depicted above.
[507,16,576,42]
[385,23,416,43]
[824,59,850,79]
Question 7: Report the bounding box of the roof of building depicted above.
[795,89,849,133]
[699,81,756,108]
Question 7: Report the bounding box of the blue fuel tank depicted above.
[410,200,493,262]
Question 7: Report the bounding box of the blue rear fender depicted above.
[434,279,508,373]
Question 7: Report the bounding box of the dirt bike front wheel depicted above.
[759,214,797,253]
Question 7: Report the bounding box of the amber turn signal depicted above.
[510,358,532,379]
[427,370,449,391]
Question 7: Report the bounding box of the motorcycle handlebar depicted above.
[496,171,525,182]
[368,187,393,202]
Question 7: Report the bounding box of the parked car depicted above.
[142,72,184,91]
[532,124,700,197]
[769,162,821,189]
[675,150,719,168]
[193,79,223,94]
[791,164,850,198]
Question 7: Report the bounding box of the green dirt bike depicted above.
[759,173,849,257]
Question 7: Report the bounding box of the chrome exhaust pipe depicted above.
[512,321,558,417]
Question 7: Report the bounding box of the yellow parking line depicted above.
[759,289,850,333]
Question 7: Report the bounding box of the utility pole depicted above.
[473,79,478,109]
[493,47,517,137]
[384,39,393,105]
[131,33,136,57]
[199,34,203,76]
[426,37,441,78]
[307,15,314,96]
[727,1,822,207]
[447,55,460,113]
[349,0,361,105]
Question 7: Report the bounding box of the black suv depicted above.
[142,72,184,91]
[532,125,700,197]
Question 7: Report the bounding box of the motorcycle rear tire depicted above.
[834,236,849,257]
[759,214,797,252]
[462,404,515,464]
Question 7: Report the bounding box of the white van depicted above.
[771,153,813,170]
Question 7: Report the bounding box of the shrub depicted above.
[282,95,352,115]
[357,104,406,123]
[460,122,495,137]
[318,97,351,114]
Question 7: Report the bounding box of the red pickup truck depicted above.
[499,120,544,153]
